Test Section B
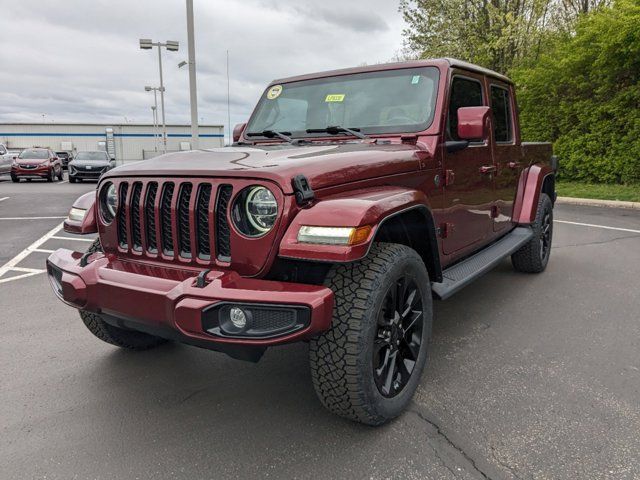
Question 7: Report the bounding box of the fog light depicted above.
[229,307,247,329]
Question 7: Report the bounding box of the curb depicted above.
[556,196,640,210]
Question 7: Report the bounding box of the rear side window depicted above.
[447,77,484,141]
[490,86,513,142]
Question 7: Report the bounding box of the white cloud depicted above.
[0,0,405,138]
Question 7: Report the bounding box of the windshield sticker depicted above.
[411,75,421,85]
[267,85,283,100]
[325,94,345,102]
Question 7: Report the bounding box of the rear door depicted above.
[441,73,495,255]
[489,82,520,232]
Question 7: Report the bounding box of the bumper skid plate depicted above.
[47,249,334,361]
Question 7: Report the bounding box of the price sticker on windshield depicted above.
[267,85,283,100]
[325,94,345,102]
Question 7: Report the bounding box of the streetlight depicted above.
[139,38,179,153]
[145,86,164,152]
[184,0,199,149]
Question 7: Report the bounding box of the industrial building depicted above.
[0,123,225,162]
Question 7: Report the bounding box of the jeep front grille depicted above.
[115,180,233,261]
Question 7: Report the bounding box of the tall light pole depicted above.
[145,86,163,152]
[185,0,199,149]
[140,38,179,153]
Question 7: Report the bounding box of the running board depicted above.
[431,227,534,300]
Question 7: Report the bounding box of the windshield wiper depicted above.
[246,130,296,144]
[306,126,369,140]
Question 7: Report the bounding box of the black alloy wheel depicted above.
[373,276,424,398]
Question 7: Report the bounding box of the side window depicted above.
[490,85,513,143]
[447,77,483,141]
[0,145,6,155]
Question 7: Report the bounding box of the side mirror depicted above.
[233,122,247,143]
[457,106,490,141]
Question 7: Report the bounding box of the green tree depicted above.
[512,0,640,183]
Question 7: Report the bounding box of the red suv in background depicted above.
[11,148,64,182]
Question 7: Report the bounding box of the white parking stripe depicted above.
[555,220,640,234]
[0,222,63,278]
[11,266,46,274]
[57,180,68,185]
[32,248,55,253]
[0,271,42,284]
[0,197,9,202]
[50,235,93,242]
[0,216,66,220]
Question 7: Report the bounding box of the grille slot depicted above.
[112,180,234,264]
[160,183,175,255]
[196,184,212,259]
[145,182,158,253]
[215,185,233,261]
[117,182,129,248]
[130,182,143,251]
[177,183,193,258]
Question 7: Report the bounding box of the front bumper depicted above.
[12,165,50,178]
[46,249,334,360]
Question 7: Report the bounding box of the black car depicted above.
[68,151,115,182]
[56,151,73,169]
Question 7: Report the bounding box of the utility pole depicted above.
[185,0,199,149]
[140,38,179,154]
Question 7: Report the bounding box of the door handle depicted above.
[479,165,497,174]
[507,161,521,169]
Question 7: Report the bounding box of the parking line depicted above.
[11,266,46,274]
[50,235,93,242]
[0,271,43,284]
[0,197,9,202]
[58,180,68,185]
[555,220,640,234]
[0,216,66,220]
[33,248,55,254]
[0,222,63,278]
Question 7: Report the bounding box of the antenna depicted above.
[226,50,231,145]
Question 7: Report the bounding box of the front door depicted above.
[442,74,495,255]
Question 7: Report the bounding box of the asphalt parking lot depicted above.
[1,177,639,480]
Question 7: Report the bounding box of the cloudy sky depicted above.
[0,0,407,140]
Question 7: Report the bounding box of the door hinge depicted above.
[437,223,454,238]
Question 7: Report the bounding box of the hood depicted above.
[103,140,436,194]
[18,159,48,166]
[71,160,110,167]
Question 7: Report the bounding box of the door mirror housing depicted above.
[457,106,490,141]
[233,123,247,143]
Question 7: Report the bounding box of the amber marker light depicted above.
[297,225,372,246]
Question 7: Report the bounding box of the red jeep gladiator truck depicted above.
[48,58,556,425]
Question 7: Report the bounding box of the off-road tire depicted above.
[512,193,553,273]
[11,174,19,183]
[57,167,63,181]
[309,243,432,425]
[79,238,167,350]
[69,177,76,183]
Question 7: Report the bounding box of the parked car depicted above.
[11,148,63,182]
[68,151,114,183]
[48,58,556,425]
[0,143,12,176]
[56,151,73,170]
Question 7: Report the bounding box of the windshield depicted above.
[19,150,48,159]
[76,151,108,161]
[246,67,439,138]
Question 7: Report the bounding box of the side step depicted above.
[431,227,534,300]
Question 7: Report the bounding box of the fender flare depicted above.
[512,164,555,225]
[278,186,442,280]
[64,191,98,235]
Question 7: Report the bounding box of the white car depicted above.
[0,144,13,176]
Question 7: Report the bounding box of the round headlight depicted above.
[100,182,118,224]
[232,186,278,237]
